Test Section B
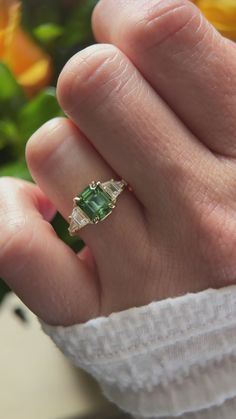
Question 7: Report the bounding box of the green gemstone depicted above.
[77,184,113,222]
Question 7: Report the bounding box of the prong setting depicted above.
[73,197,81,204]
[90,181,97,190]
[69,179,127,236]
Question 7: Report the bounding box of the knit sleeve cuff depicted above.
[41,286,236,418]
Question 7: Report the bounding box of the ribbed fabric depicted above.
[41,286,236,418]
[135,394,236,419]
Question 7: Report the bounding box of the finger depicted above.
[78,245,97,273]
[92,0,236,157]
[0,177,100,326]
[26,117,144,271]
[57,43,213,209]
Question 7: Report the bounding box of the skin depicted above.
[1,0,236,326]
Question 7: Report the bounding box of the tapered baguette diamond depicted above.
[101,180,125,200]
[69,207,90,234]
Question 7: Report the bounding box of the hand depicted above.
[1,0,236,326]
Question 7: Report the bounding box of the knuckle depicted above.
[0,176,14,190]
[77,45,121,86]
[123,0,199,51]
[0,213,34,278]
[26,117,65,171]
[0,177,23,203]
[57,44,122,110]
[0,176,22,189]
[0,177,36,278]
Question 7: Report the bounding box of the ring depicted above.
[68,179,128,236]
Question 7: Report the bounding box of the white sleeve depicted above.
[41,286,236,419]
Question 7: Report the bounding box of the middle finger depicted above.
[93,0,236,157]
[57,43,214,208]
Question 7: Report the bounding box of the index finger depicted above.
[0,177,100,326]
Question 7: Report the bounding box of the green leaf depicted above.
[0,160,31,181]
[33,23,64,44]
[0,120,19,150]
[62,0,98,47]
[52,212,84,251]
[0,63,22,101]
[0,119,23,164]
[0,63,25,116]
[21,0,61,31]
[18,87,63,142]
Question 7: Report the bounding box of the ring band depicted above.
[68,179,127,236]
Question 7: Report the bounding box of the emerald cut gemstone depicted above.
[77,184,113,222]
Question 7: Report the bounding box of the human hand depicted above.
[1,0,236,326]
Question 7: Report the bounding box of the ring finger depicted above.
[26,118,146,306]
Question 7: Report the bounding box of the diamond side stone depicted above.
[70,207,89,231]
[101,181,124,199]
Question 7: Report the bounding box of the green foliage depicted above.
[18,87,64,142]
[62,0,98,46]
[0,63,26,119]
[0,0,99,303]
[0,64,25,103]
[33,23,64,44]
[0,159,31,180]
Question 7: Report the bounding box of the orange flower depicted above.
[0,0,52,96]
[193,0,236,40]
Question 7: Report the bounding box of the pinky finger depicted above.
[0,177,100,326]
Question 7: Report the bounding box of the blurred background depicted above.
[0,0,235,418]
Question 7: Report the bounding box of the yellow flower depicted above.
[193,0,236,40]
[0,0,52,96]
